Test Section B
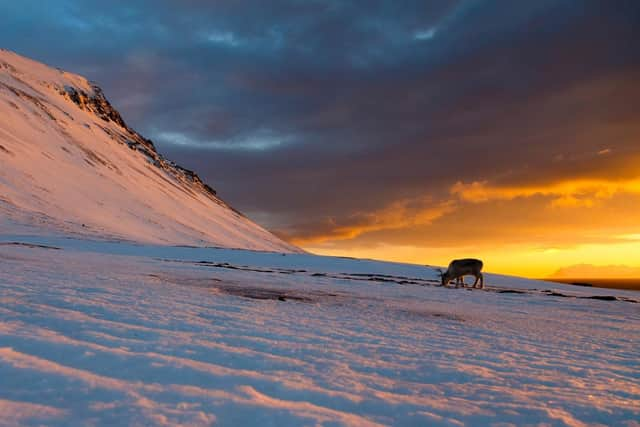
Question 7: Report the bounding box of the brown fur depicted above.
[441,259,484,289]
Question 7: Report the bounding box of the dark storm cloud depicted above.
[2,0,639,243]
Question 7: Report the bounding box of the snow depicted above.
[0,49,298,253]
[1,235,638,426]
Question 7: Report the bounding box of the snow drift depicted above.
[0,49,298,253]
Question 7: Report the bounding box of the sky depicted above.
[1,0,639,278]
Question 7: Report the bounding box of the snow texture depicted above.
[0,235,638,426]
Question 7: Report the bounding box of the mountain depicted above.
[0,49,299,252]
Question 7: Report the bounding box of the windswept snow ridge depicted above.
[0,49,298,252]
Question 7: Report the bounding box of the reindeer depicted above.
[440,259,484,289]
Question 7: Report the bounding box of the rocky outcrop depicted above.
[60,83,222,200]
[60,85,128,130]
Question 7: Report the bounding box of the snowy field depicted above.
[0,235,638,426]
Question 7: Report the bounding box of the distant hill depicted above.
[547,278,640,291]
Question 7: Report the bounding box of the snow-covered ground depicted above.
[1,235,638,426]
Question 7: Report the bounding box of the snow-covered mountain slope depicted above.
[0,49,299,252]
[0,235,638,426]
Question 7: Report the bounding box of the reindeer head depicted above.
[438,268,449,286]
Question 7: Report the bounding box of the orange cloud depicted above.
[450,177,640,207]
[300,184,640,278]
[294,176,640,248]
[290,198,456,245]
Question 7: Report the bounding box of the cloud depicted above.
[283,198,456,245]
[306,190,640,254]
[618,233,640,241]
[203,31,242,48]
[413,28,437,41]
[450,178,640,207]
[152,130,291,151]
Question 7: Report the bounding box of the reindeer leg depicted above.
[472,275,479,288]
[479,273,484,289]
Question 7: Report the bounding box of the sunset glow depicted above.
[3,0,639,281]
[2,2,640,425]
[305,241,640,279]
[299,174,640,278]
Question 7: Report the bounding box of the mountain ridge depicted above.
[0,49,299,253]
